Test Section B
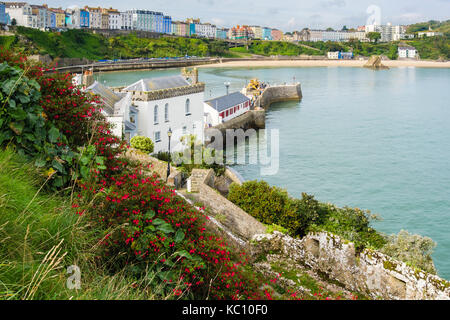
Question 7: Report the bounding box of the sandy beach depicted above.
[199,59,450,69]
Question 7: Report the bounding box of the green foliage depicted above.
[404,36,450,60]
[315,204,387,251]
[0,149,158,300]
[381,230,437,274]
[367,32,382,43]
[130,135,154,154]
[243,40,324,56]
[172,134,225,176]
[228,180,387,249]
[406,20,450,35]
[13,27,232,60]
[0,62,76,189]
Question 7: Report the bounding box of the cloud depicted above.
[321,0,346,8]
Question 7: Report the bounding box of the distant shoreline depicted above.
[198,59,450,69]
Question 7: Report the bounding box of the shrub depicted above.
[316,204,387,251]
[228,180,295,227]
[228,180,387,249]
[131,135,154,154]
[381,230,437,274]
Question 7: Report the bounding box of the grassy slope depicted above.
[0,149,154,300]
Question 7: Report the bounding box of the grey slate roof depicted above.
[124,75,190,92]
[86,81,121,115]
[205,92,250,112]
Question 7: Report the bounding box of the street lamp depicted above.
[167,127,172,181]
[224,82,230,95]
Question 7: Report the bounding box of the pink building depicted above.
[271,29,283,41]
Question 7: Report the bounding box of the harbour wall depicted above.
[254,83,303,109]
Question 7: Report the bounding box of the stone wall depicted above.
[188,169,266,240]
[204,109,266,143]
[125,148,183,188]
[128,83,206,102]
[251,231,450,300]
[255,84,303,110]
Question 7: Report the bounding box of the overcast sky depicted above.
[27,0,450,31]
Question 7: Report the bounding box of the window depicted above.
[154,105,159,124]
[154,131,161,142]
[185,99,191,115]
[164,103,169,122]
[182,126,187,135]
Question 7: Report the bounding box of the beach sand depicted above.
[198,59,450,69]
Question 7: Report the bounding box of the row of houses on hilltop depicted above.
[2,1,284,41]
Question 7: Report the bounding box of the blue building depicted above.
[189,23,196,36]
[80,9,89,28]
[0,2,7,26]
[338,52,354,60]
[163,15,171,34]
[154,12,163,33]
[49,11,56,28]
[216,28,228,39]
[262,27,273,40]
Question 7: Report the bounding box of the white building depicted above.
[120,11,132,30]
[418,31,443,38]
[86,7,102,29]
[86,81,138,142]
[107,9,121,30]
[121,75,206,153]
[204,92,251,127]
[398,46,417,59]
[327,52,339,60]
[5,2,37,28]
[366,23,405,42]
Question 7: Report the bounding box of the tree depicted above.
[367,32,382,43]
[11,18,17,26]
[342,25,348,31]
[326,27,334,31]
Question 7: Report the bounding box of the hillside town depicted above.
[0,1,430,43]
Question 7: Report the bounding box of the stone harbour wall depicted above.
[255,83,303,110]
[251,231,450,300]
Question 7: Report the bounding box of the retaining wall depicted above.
[252,231,450,300]
[189,169,266,240]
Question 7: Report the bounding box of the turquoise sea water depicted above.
[99,66,450,279]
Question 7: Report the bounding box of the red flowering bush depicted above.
[1,50,268,299]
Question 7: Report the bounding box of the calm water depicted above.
[99,66,450,279]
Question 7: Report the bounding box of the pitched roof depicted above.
[87,81,121,115]
[124,75,190,92]
[205,92,250,112]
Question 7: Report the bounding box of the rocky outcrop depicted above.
[251,231,450,300]
[364,56,390,70]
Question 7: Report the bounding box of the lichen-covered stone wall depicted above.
[189,169,266,240]
[251,231,450,300]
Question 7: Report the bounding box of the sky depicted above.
[23,0,450,31]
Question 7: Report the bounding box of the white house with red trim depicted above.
[204,92,252,127]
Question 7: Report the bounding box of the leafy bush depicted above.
[228,181,322,237]
[228,180,387,249]
[381,230,437,274]
[315,204,387,251]
[131,135,154,154]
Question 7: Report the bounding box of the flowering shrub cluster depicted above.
[0,50,267,300]
[0,50,355,300]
